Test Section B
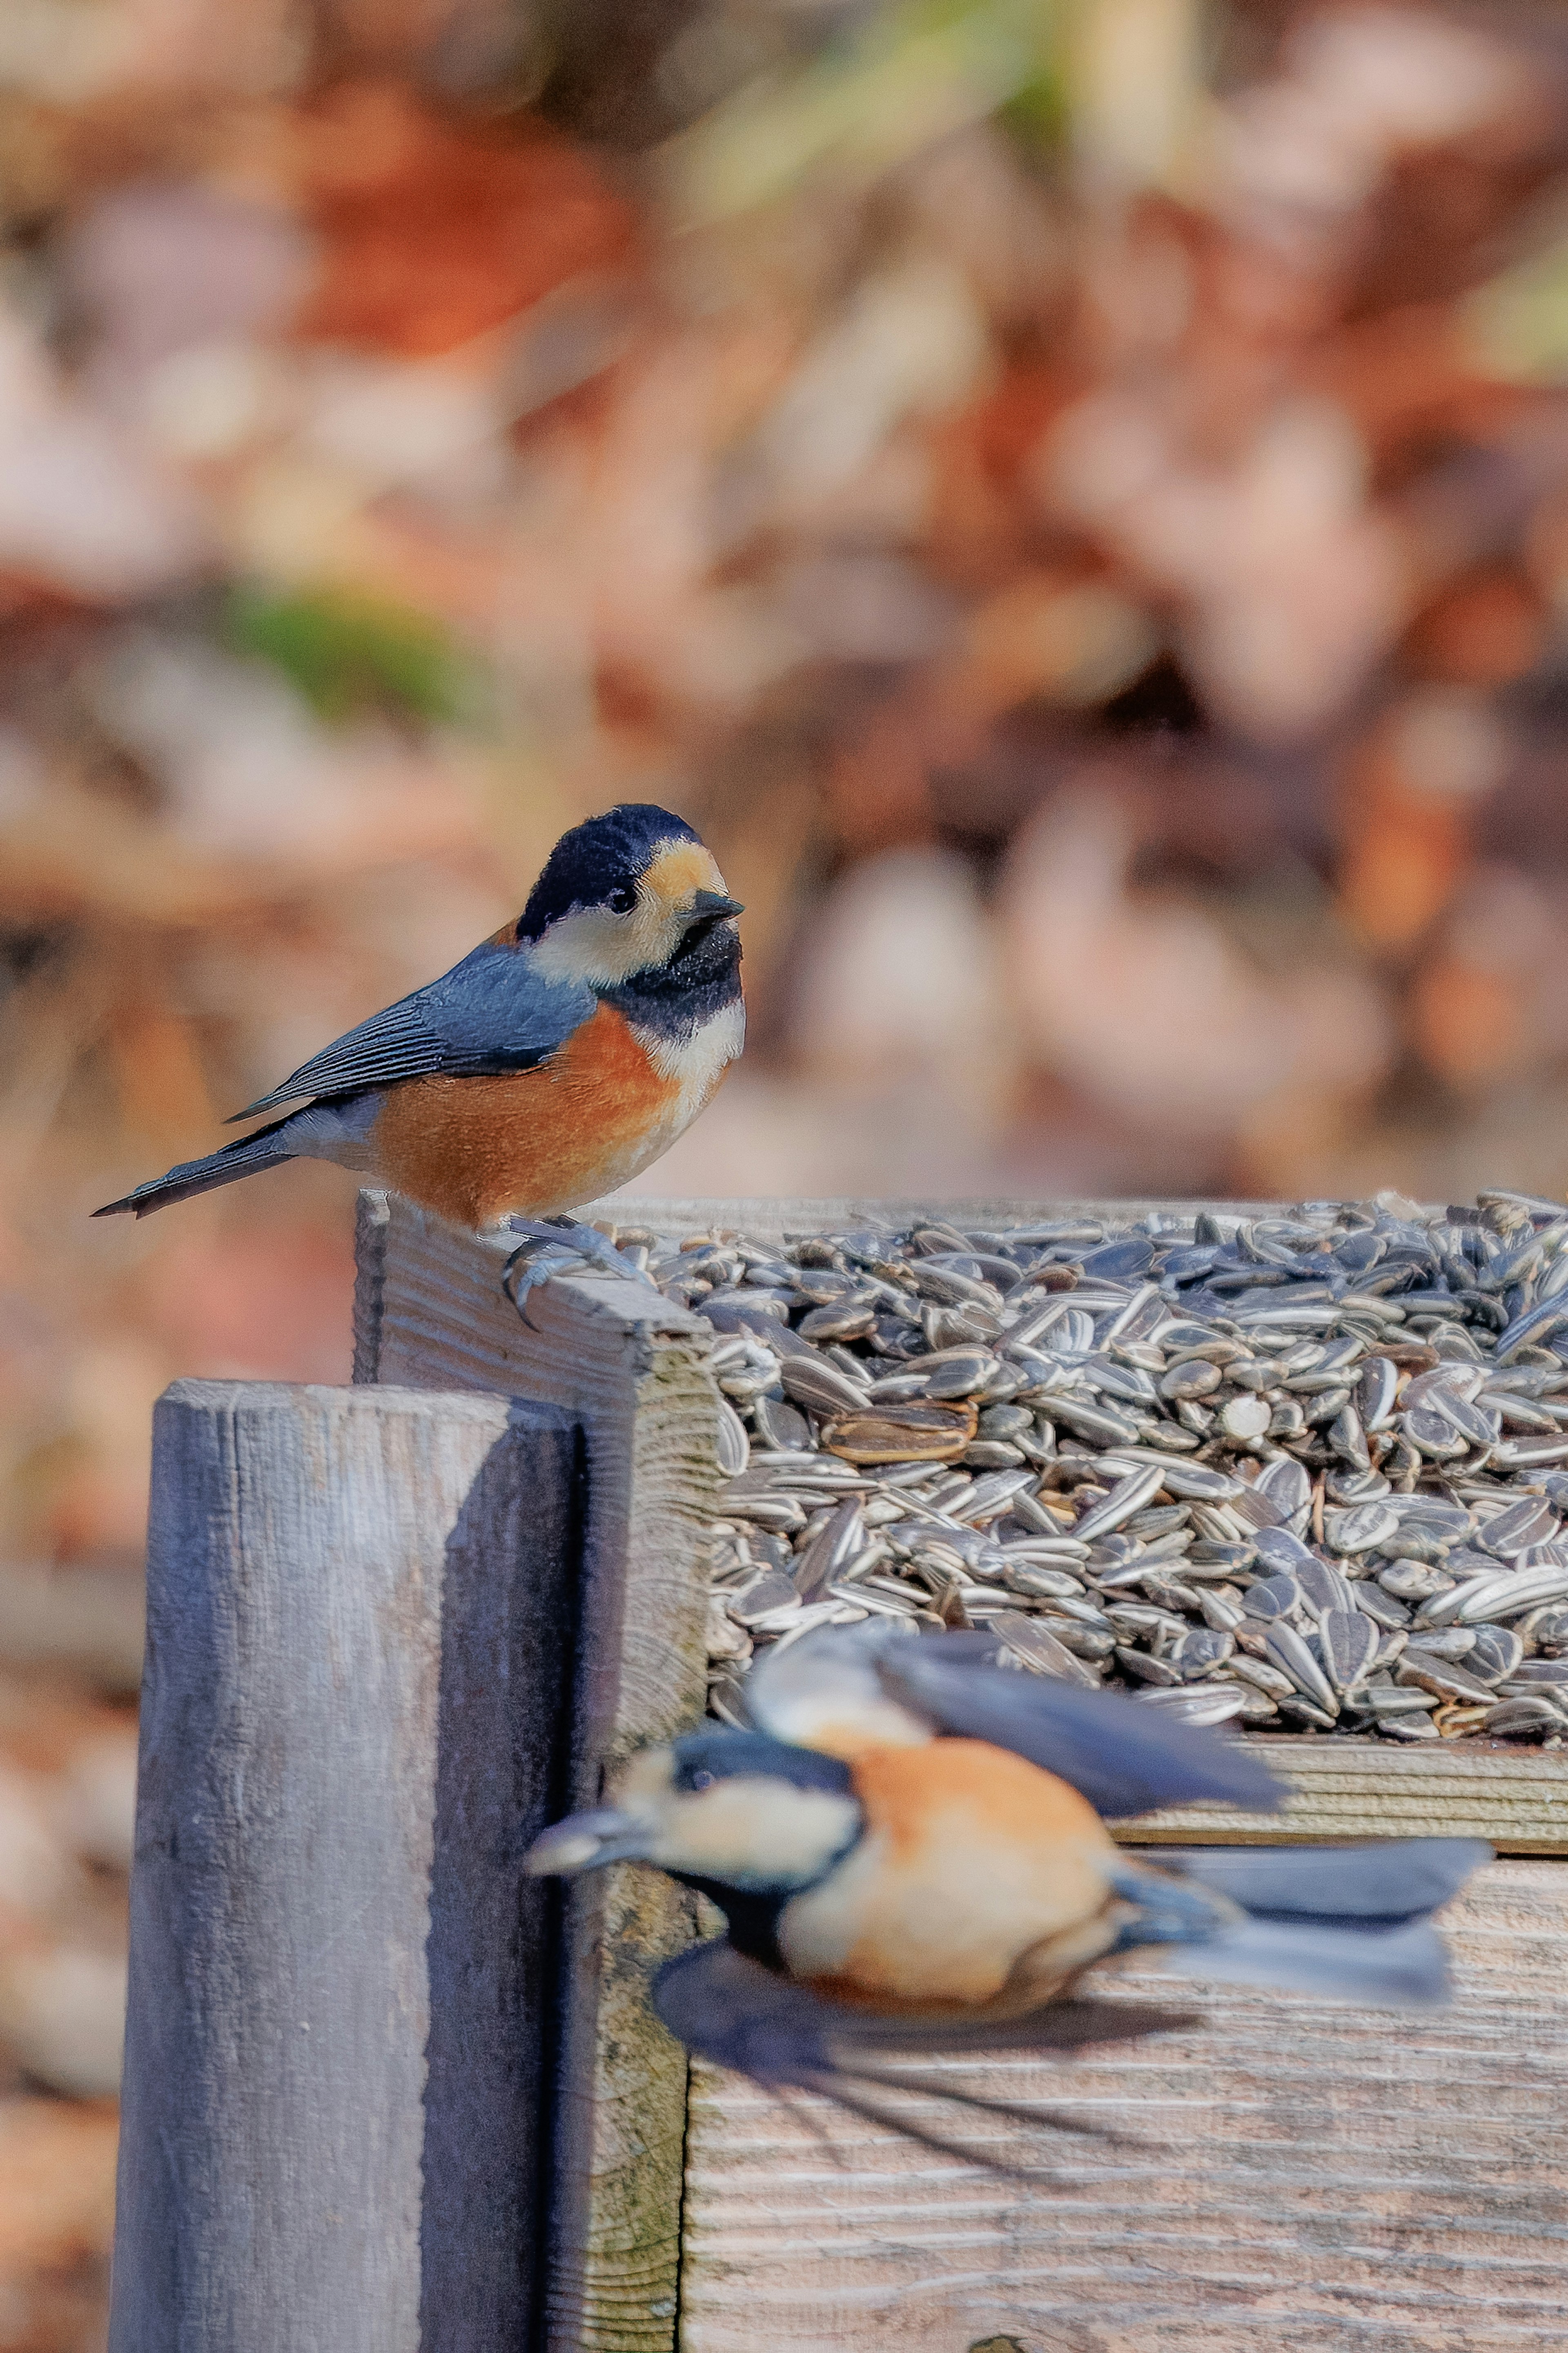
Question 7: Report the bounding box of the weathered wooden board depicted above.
[111,1380,582,2353]
[584,1196,1292,1243]
[351,1193,1568,2353]
[1119,1735,1568,1854]
[354,1193,723,2353]
[679,1858,1568,2353]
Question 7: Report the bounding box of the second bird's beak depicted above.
[688,890,744,921]
[525,1807,649,1878]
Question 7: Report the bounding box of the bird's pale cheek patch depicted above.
[651,1780,861,1887]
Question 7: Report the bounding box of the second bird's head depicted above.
[519,805,743,1000]
[526,1731,863,1898]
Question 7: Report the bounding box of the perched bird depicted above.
[528,1626,1488,2159]
[94,804,743,1287]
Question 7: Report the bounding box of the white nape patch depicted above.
[647,1776,860,1889]
[643,996,746,1116]
[748,1635,932,1758]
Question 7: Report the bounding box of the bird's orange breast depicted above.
[369,1002,683,1229]
[777,1738,1119,2012]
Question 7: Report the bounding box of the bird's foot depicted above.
[501,1218,662,1326]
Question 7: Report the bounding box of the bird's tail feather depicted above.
[1136,1837,1490,1927]
[1152,1917,1451,2010]
[94,1114,300,1219]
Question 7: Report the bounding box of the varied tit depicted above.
[528,1627,1488,2159]
[95,804,743,1291]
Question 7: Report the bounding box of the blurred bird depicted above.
[95,804,743,1291]
[528,1626,1488,2162]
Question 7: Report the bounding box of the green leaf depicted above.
[666,0,1059,226]
[228,586,480,727]
[1465,234,1568,384]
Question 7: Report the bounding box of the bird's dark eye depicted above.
[690,1769,715,1791]
[607,885,637,914]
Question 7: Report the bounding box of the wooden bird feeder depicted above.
[109,1196,1568,2353]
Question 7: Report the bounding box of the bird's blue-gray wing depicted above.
[653,1938,1191,2168]
[234,942,597,1115]
[875,1633,1284,1819]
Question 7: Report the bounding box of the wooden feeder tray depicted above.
[109,1195,1568,2353]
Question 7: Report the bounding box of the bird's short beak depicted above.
[688,890,744,920]
[525,1807,649,1878]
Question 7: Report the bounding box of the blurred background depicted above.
[4,0,1568,2336]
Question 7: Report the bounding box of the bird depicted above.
[94,803,744,1293]
[527,1625,1489,2164]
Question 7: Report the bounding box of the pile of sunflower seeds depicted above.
[598,1190,1568,1747]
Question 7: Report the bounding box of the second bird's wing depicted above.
[876,1635,1284,1817]
[653,1937,1193,2170]
[748,1623,1283,1820]
[234,942,597,1116]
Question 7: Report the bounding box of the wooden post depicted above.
[109,1379,584,2353]
[352,1193,724,2353]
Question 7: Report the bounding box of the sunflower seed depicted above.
[992,1613,1101,1686]
[780,1355,873,1416]
[1321,1609,1379,1692]
[1263,1622,1339,1714]
[1436,1563,1568,1625]
[728,1571,802,1626]
[1132,1683,1251,1726]
[1171,1626,1234,1679]
[1242,1575,1303,1622]
[1115,1646,1183,1687]
[1295,1557,1354,1616]
[1396,1649,1499,1705]
[1361,1682,1439,1716]
[1356,1355,1400,1431]
[1072,1463,1168,1544]
[1323,1503,1400,1555]
[1477,1498,1561,1558]
[822,1401,978,1463]
[1250,1527,1316,1579]
[793,1499,866,1601]
[715,1398,751,1476]
[1466,1625,1525,1683]
[1377,1711,1441,1742]
[1483,1695,1568,1737]
[752,1394,813,1451]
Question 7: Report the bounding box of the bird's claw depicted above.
[501,1218,662,1328]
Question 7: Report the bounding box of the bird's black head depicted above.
[519,805,703,939]
[517,805,744,1030]
[525,1726,862,1957]
[667,1729,857,1801]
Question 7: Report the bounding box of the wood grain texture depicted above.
[586,1195,1292,1245]
[110,1379,582,2353]
[1117,1736,1568,1855]
[679,1858,1568,2353]
[354,1194,724,2353]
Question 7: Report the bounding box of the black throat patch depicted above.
[597,916,742,1038]
[664,1729,861,1971]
